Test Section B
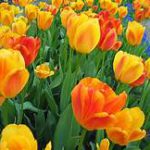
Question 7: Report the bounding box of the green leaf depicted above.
[0,100,16,126]
[54,105,80,150]
[60,69,77,112]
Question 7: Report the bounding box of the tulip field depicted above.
[0,0,150,149]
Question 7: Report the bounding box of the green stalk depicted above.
[78,129,87,150]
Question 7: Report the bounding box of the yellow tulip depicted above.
[0,49,29,99]
[113,51,145,87]
[45,141,52,150]
[0,9,14,25]
[37,11,54,30]
[25,4,39,21]
[145,58,150,79]
[97,139,110,150]
[38,2,47,9]
[126,21,145,45]
[12,19,29,35]
[0,124,37,150]
[118,6,128,19]
[34,63,54,79]
[106,107,146,146]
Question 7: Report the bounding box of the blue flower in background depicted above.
[142,31,150,56]
[123,3,134,24]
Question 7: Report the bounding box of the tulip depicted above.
[113,51,146,87]
[8,36,41,66]
[135,9,145,21]
[97,139,110,150]
[67,13,100,53]
[118,6,128,19]
[38,2,47,9]
[71,77,127,130]
[60,8,75,28]
[37,11,54,30]
[35,63,54,79]
[0,9,14,25]
[12,0,34,7]
[0,124,37,149]
[100,0,118,15]
[52,0,63,8]
[126,21,145,46]
[25,4,39,21]
[75,0,84,11]
[106,107,146,145]
[145,58,150,79]
[86,0,94,6]
[115,0,122,4]
[0,49,29,99]
[12,19,29,35]
[45,141,52,150]
[97,11,122,51]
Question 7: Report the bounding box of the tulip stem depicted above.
[78,129,87,150]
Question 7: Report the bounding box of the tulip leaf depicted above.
[0,100,16,126]
[54,104,80,150]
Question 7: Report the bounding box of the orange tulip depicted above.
[115,0,122,5]
[7,36,41,66]
[113,51,146,87]
[86,0,94,6]
[37,11,54,30]
[97,11,122,51]
[97,139,110,150]
[106,107,146,146]
[126,21,145,46]
[0,49,29,99]
[135,9,145,21]
[71,77,127,130]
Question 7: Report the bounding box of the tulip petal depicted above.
[1,69,29,98]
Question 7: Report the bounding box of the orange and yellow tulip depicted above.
[8,36,41,66]
[71,77,127,130]
[75,0,84,11]
[60,7,75,28]
[145,58,150,79]
[67,13,100,53]
[118,6,128,19]
[37,11,54,30]
[113,51,146,87]
[115,0,122,5]
[0,9,14,25]
[25,4,39,21]
[52,0,63,8]
[86,0,94,6]
[97,139,110,150]
[12,0,34,7]
[0,49,29,99]
[126,21,145,46]
[0,124,37,149]
[35,63,54,79]
[106,107,146,145]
